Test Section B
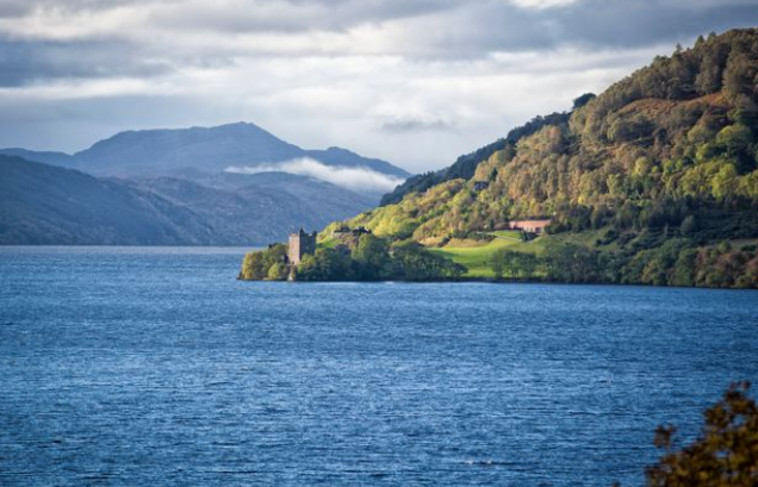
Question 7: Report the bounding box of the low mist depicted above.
[226,157,406,193]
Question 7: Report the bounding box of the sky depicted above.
[0,0,757,173]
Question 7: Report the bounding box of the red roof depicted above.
[508,219,551,231]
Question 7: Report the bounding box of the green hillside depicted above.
[327,29,758,288]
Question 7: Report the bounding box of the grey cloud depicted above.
[0,2,30,18]
[151,0,462,34]
[0,38,173,86]
[403,0,758,58]
[554,0,758,49]
[151,0,758,59]
[381,118,456,133]
[3,1,757,61]
[0,0,148,16]
[0,0,461,29]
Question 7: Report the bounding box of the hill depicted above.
[125,172,377,244]
[0,156,213,245]
[0,122,410,180]
[0,156,376,245]
[380,112,569,206]
[314,29,758,288]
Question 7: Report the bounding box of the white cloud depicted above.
[225,157,406,192]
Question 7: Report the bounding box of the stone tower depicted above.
[288,228,317,265]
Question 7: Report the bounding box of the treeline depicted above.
[490,239,758,288]
[379,111,570,206]
[480,30,758,228]
[549,201,758,241]
[239,234,465,282]
[578,29,758,146]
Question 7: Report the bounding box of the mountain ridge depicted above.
[0,121,411,179]
[0,155,377,245]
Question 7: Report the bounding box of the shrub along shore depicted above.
[239,228,757,288]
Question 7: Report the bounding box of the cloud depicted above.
[381,117,456,133]
[508,0,581,10]
[0,39,172,87]
[0,1,757,172]
[225,157,406,192]
[3,1,757,58]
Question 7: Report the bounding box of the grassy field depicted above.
[318,228,614,278]
[429,231,545,278]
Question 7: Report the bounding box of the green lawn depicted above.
[488,230,523,240]
[430,233,545,278]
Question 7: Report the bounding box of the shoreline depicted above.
[238,275,758,291]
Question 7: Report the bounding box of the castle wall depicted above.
[288,233,302,265]
[288,230,317,265]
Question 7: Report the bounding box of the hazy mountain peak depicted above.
[28,121,407,179]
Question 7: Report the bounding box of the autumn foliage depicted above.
[644,382,758,487]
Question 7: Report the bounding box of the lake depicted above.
[0,246,756,486]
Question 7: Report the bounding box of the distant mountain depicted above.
[0,122,411,179]
[124,172,377,244]
[0,156,213,245]
[0,156,377,245]
[72,122,302,176]
[0,148,76,168]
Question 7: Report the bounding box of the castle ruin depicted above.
[288,229,317,265]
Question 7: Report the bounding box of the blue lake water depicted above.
[0,246,756,486]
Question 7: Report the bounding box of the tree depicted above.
[608,113,655,143]
[512,252,538,279]
[573,93,596,109]
[680,215,697,236]
[723,49,757,104]
[490,249,507,279]
[645,382,758,487]
[352,233,391,280]
[266,262,287,281]
[544,242,599,283]
[239,244,288,280]
[391,241,465,281]
[695,49,725,95]
[715,124,755,173]
[670,248,697,286]
[240,251,267,280]
[296,248,355,281]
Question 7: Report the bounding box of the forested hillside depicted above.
[328,29,758,288]
[379,112,569,206]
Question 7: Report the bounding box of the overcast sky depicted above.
[0,0,756,172]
